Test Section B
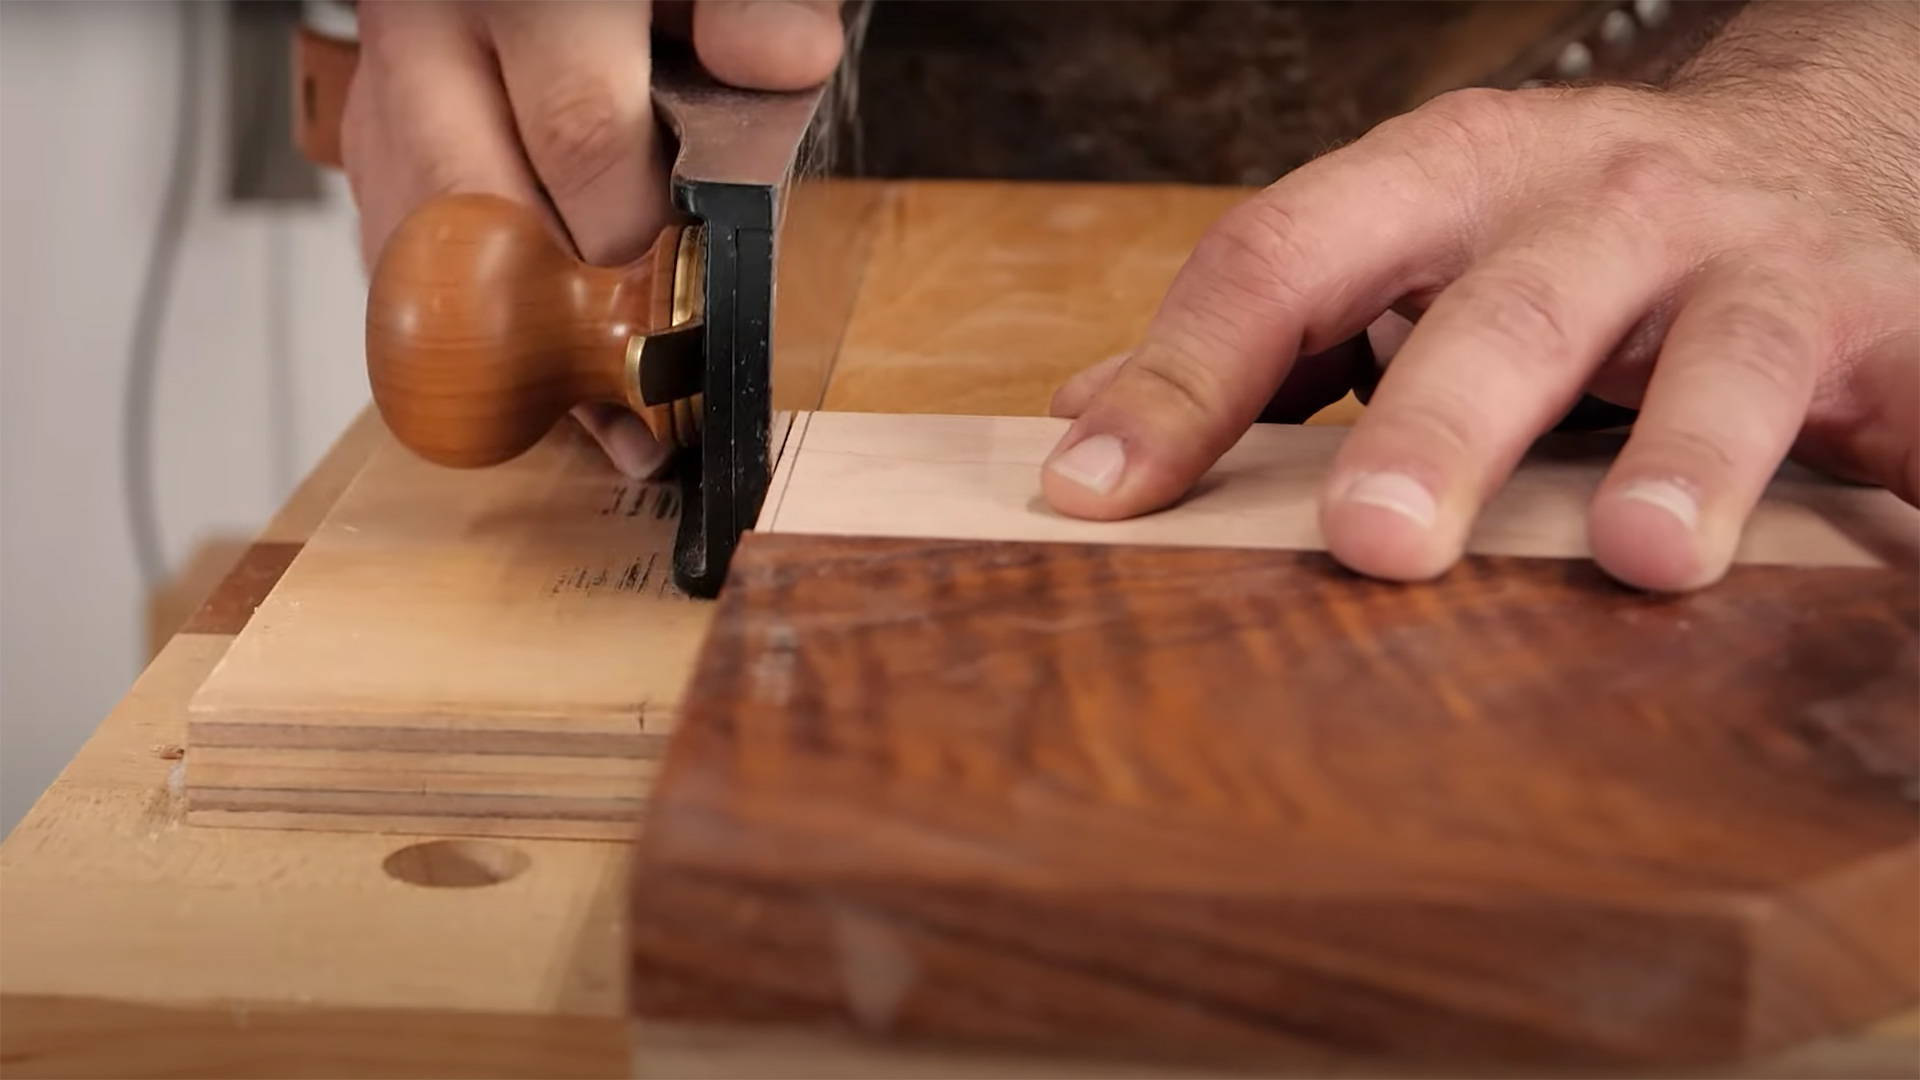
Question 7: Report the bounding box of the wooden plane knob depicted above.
[366,194,696,468]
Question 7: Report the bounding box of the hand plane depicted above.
[298,33,834,597]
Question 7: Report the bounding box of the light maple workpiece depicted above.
[764,412,1915,567]
[1,181,1915,1079]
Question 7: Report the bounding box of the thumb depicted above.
[1040,333,1262,521]
[692,0,844,91]
[1040,194,1331,521]
[1040,134,1466,520]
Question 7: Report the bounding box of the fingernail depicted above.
[1617,478,1699,531]
[741,0,837,36]
[1341,471,1437,529]
[1047,433,1127,495]
[600,414,670,479]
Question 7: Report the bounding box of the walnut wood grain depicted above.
[365,194,682,468]
[631,534,1919,1067]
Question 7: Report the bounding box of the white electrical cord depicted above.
[123,0,200,587]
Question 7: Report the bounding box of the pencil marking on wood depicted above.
[188,426,709,839]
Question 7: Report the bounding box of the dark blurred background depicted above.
[838,0,1735,183]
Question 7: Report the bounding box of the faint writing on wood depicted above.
[546,481,688,599]
[600,482,679,521]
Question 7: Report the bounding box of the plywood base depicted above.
[632,533,1919,1067]
[185,423,708,839]
[0,425,636,1077]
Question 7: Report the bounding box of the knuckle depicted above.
[412,148,479,200]
[1164,200,1318,347]
[1119,343,1235,429]
[1626,426,1740,479]
[523,73,639,196]
[1377,388,1488,463]
[1370,88,1532,220]
[1596,142,1699,208]
[1404,88,1528,163]
[1443,267,1577,364]
[1187,200,1317,309]
[1371,131,1464,195]
[1576,184,1667,266]
[1698,296,1818,398]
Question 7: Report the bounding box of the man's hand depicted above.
[344,0,842,476]
[1044,2,1919,592]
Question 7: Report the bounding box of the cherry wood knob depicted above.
[366,194,693,468]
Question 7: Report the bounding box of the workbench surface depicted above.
[2,182,1912,1079]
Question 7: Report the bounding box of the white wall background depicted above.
[1,1,369,834]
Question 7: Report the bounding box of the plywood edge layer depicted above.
[189,746,653,778]
[188,720,670,758]
[187,757,652,800]
[187,788,642,823]
[2,990,626,1079]
[186,699,679,735]
[185,808,636,841]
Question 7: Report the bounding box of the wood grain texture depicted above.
[366,194,684,467]
[1,635,631,1079]
[185,422,706,838]
[8,183,1916,1080]
[186,410,1918,841]
[764,413,1920,571]
[631,533,1920,1066]
[822,182,1241,418]
[816,181,1366,425]
[2,413,634,1077]
[178,541,303,636]
[147,534,253,655]
[259,407,389,544]
[770,180,891,415]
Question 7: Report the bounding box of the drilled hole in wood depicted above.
[382,840,530,888]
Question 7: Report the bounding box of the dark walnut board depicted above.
[630,534,1918,1069]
